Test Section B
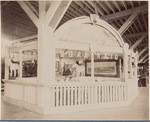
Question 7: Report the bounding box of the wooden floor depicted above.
[1,87,149,120]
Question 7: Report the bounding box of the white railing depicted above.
[3,78,138,114]
[51,82,128,108]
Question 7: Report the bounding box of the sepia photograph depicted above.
[0,0,149,120]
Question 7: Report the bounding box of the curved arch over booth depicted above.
[54,16,124,47]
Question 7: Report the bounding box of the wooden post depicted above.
[119,59,122,78]
[19,49,23,79]
[123,43,129,81]
[37,2,56,114]
[135,51,138,78]
[4,45,9,80]
[38,4,55,84]
[129,54,133,79]
[91,51,94,82]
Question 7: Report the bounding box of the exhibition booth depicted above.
[3,15,139,114]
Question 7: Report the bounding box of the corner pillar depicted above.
[123,43,129,81]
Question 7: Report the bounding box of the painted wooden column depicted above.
[134,51,138,78]
[37,2,56,114]
[123,43,129,81]
[91,51,94,81]
[119,59,122,78]
[38,3,55,84]
[4,45,9,80]
[129,54,133,79]
[19,49,23,79]
[90,43,94,82]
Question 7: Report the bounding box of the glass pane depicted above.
[55,48,90,82]
[9,52,19,79]
[22,50,38,77]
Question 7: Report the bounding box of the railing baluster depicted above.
[97,86,99,103]
[115,85,118,101]
[64,87,66,106]
[85,86,87,104]
[121,85,123,101]
[78,86,81,105]
[118,85,120,101]
[60,87,62,106]
[56,87,59,107]
[67,87,70,106]
[106,85,108,102]
[75,86,77,105]
[82,86,84,104]
[105,85,107,103]
[95,86,97,104]
[110,86,112,102]
[88,86,90,104]
[71,87,73,105]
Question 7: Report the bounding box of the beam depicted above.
[45,1,61,26]
[138,53,148,63]
[142,14,148,30]
[138,47,148,58]
[105,1,115,13]
[71,2,88,16]
[121,1,127,10]
[82,1,95,13]
[118,11,139,35]
[122,32,147,38]
[13,35,37,44]
[17,1,39,27]
[25,1,38,17]
[98,1,110,14]
[130,33,147,50]
[143,58,149,63]
[112,1,121,11]
[48,1,72,30]
[88,1,104,16]
[75,1,92,15]
[100,4,148,21]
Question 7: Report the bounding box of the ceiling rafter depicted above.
[142,14,147,30]
[17,1,39,27]
[1,12,36,30]
[100,4,147,21]
[69,5,83,16]
[130,33,147,50]
[66,11,77,18]
[105,1,115,13]
[132,21,140,33]
[74,1,93,15]
[143,58,149,64]
[129,1,134,8]
[2,15,37,32]
[48,1,72,30]
[123,32,147,38]
[82,1,95,13]
[121,1,127,10]
[88,1,104,16]
[25,1,38,17]
[71,2,88,16]
[137,18,143,32]
[111,1,121,11]
[118,11,139,35]
[97,1,110,14]
[138,47,148,58]
[139,53,149,63]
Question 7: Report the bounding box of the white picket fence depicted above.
[3,79,138,114]
[51,82,128,108]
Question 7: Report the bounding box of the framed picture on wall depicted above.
[85,60,119,77]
